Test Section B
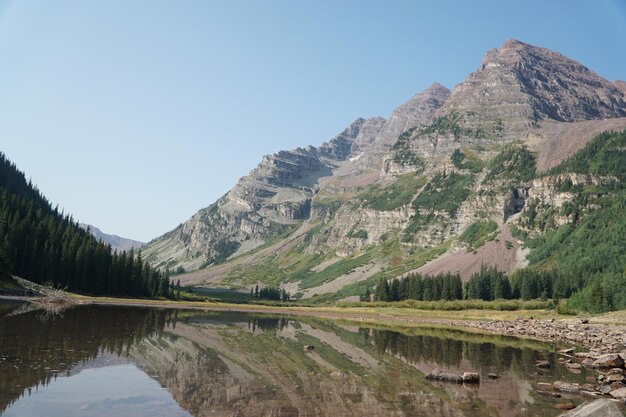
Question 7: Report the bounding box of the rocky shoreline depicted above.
[422,317,626,409]
[459,317,626,354]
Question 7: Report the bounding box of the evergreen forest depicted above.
[0,152,170,297]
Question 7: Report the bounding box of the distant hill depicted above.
[79,223,144,252]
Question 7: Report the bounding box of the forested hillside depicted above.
[369,130,626,312]
[0,153,169,296]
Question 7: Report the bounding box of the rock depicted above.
[559,348,575,355]
[608,368,625,376]
[536,360,551,368]
[303,345,314,352]
[609,382,625,390]
[580,319,590,324]
[592,354,624,369]
[426,369,463,384]
[537,382,554,391]
[582,358,596,368]
[537,390,562,398]
[554,381,580,393]
[462,372,480,383]
[580,384,596,392]
[605,373,626,384]
[609,387,626,400]
[598,385,612,395]
[566,363,582,370]
[488,373,500,379]
[579,391,601,399]
[558,399,624,417]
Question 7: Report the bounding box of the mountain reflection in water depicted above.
[0,303,594,417]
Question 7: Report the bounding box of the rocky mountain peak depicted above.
[318,117,384,161]
[480,39,626,121]
[423,82,451,95]
[434,39,626,145]
[379,83,451,147]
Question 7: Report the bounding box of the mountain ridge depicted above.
[79,223,145,252]
[143,39,626,303]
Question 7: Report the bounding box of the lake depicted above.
[0,301,606,416]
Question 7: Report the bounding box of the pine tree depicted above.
[374,277,391,302]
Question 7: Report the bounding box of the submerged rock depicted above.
[462,372,480,383]
[426,369,463,384]
[536,360,551,368]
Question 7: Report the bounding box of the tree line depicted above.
[370,272,463,302]
[0,152,170,297]
[368,265,580,303]
[250,284,290,301]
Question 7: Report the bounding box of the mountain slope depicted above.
[143,83,450,271]
[145,39,626,303]
[79,223,144,252]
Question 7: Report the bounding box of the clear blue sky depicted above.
[1,0,625,241]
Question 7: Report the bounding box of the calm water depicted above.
[0,301,606,417]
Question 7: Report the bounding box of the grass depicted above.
[296,252,374,290]
[65,293,569,323]
[336,299,555,311]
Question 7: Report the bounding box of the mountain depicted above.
[142,84,450,272]
[143,39,626,306]
[79,223,144,252]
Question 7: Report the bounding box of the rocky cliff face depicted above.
[143,82,451,271]
[142,117,385,271]
[346,83,450,175]
[147,39,626,297]
[614,80,626,96]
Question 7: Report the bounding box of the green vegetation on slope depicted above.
[458,220,498,249]
[520,130,626,312]
[418,112,483,140]
[359,173,426,211]
[402,172,474,241]
[483,144,536,187]
[390,128,424,167]
[450,148,484,173]
[412,172,474,216]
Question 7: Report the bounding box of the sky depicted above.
[1,0,625,242]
